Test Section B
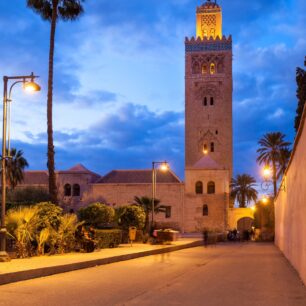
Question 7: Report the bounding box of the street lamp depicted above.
[0,73,41,262]
[151,161,169,229]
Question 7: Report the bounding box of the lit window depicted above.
[64,184,71,197]
[73,184,80,197]
[210,97,214,105]
[211,142,215,152]
[195,181,203,194]
[203,30,208,37]
[203,97,207,106]
[207,181,215,194]
[203,204,208,216]
[210,29,215,38]
[203,144,208,154]
[210,63,215,75]
[202,64,207,74]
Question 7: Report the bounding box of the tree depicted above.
[230,174,258,208]
[78,203,115,228]
[257,132,291,197]
[116,205,146,231]
[277,147,291,180]
[0,148,29,190]
[27,0,85,204]
[294,66,306,132]
[133,196,165,233]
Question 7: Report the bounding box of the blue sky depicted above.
[0,0,305,181]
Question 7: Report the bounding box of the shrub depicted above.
[116,205,145,230]
[57,214,81,253]
[78,203,115,228]
[36,202,63,231]
[6,206,39,258]
[95,229,122,248]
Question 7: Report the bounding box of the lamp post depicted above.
[151,161,169,229]
[0,73,41,262]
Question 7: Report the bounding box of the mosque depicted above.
[21,1,252,232]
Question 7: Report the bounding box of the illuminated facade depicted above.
[184,0,232,231]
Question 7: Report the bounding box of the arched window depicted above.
[64,184,71,197]
[215,130,218,135]
[203,144,208,154]
[203,30,208,38]
[207,181,215,194]
[203,204,208,216]
[210,28,215,38]
[211,142,215,152]
[73,184,80,197]
[203,97,207,106]
[195,181,203,194]
[202,64,207,74]
[192,62,200,74]
[210,97,214,105]
[210,63,215,75]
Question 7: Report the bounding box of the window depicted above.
[202,64,207,74]
[203,97,207,106]
[165,206,172,218]
[210,28,215,38]
[207,181,215,194]
[210,63,215,75]
[215,130,218,135]
[211,142,215,152]
[210,97,214,105]
[203,30,208,37]
[203,205,208,216]
[64,184,71,197]
[195,181,203,194]
[203,144,208,154]
[72,184,80,197]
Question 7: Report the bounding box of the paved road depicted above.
[0,243,305,306]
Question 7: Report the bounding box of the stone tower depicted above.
[184,0,232,232]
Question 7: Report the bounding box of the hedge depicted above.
[95,229,122,249]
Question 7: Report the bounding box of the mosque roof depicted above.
[191,155,224,170]
[97,169,181,184]
[21,171,49,185]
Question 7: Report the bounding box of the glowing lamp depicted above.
[160,163,169,172]
[251,206,256,211]
[263,166,272,179]
[261,196,268,204]
[24,81,41,92]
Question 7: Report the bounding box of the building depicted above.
[20,1,233,233]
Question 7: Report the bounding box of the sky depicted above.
[0,0,305,182]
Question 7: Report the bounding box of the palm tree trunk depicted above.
[47,1,58,204]
[272,159,277,197]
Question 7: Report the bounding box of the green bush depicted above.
[78,203,115,228]
[116,205,145,230]
[36,202,63,231]
[95,229,122,248]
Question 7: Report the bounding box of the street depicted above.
[0,243,305,306]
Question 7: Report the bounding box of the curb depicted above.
[0,240,203,286]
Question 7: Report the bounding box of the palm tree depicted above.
[134,196,162,233]
[277,147,291,180]
[1,148,29,190]
[257,132,291,197]
[230,174,258,208]
[27,0,85,204]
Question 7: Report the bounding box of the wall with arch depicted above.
[228,208,255,230]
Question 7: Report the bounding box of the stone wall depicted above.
[81,183,185,231]
[275,107,306,285]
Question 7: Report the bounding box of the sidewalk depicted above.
[0,238,202,286]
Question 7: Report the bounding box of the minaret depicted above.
[184,0,232,232]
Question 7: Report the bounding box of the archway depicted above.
[237,217,254,232]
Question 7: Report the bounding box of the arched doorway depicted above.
[237,217,254,233]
